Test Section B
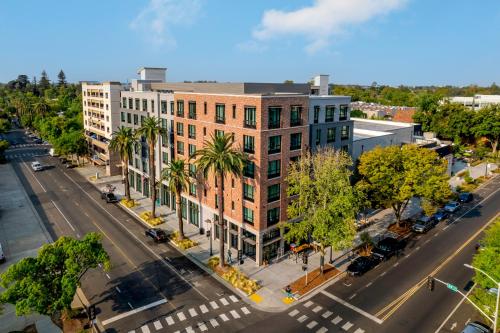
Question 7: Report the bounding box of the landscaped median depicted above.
[207,257,261,296]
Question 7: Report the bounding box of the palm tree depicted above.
[33,98,49,116]
[161,159,190,240]
[136,116,163,217]
[109,126,136,200]
[194,133,246,268]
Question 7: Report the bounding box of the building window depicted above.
[243,207,254,225]
[215,104,225,123]
[290,106,302,126]
[232,104,236,119]
[127,113,131,124]
[327,128,336,143]
[244,107,256,128]
[128,98,133,110]
[314,105,320,124]
[105,92,108,99]
[267,160,281,179]
[140,115,145,126]
[268,107,281,129]
[341,126,349,140]
[188,124,196,139]
[290,133,302,150]
[133,114,138,125]
[342,145,349,152]
[325,105,335,122]
[189,183,197,196]
[188,144,196,158]
[203,127,207,136]
[268,135,281,154]
[162,152,168,164]
[177,100,184,117]
[339,105,348,121]
[121,112,125,122]
[204,102,207,114]
[243,135,255,154]
[231,178,235,188]
[267,184,280,203]
[243,183,254,202]
[188,163,196,177]
[267,207,280,226]
[243,161,255,178]
[188,101,196,119]
[142,99,148,111]
[231,201,235,210]
[315,128,321,145]
[215,129,224,138]
[122,97,127,108]
[177,141,184,155]
[135,98,140,111]
[170,101,174,115]
[176,122,184,136]
[161,101,167,114]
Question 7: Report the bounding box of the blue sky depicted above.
[1,0,499,86]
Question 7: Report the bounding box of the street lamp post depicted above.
[205,219,213,256]
[464,263,500,333]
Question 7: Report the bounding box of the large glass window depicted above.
[314,105,320,124]
[341,126,349,140]
[170,101,174,115]
[243,161,255,178]
[243,183,254,202]
[267,160,281,179]
[188,101,197,119]
[243,207,254,225]
[215,129,224,138]
[327,128,336,143]
[267,184,280,202]
[188,144,196,158]
[188,163,196,177]
[325,105,335,122]
[243,135,255,154]
[133,114,138,125]
[188,124,196,139]
[121,112,125,122]
[122,97,127,108]
[177,141,184,155]
[127,113,131,124]
[244,107,256,128]
[162,152,168,164]
[135,98,140,111]
[290,133,302,150]
[177,100,184,117]
[268,135,281,154]
[215,104,225,123]
[290,106,302,126]
[189,183,197,196]
[142,99,148,111]
[176,122,184,136]
[267,207,280,226]
[161,101,167,114]
[315,128,321,145]
[128,98,133,110]
[339,105,348,121]
[268,107,281,129]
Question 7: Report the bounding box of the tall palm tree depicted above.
[161,159,190,240]
[194,133,246,268]
[136,116,163,217]
[109,126,136,200]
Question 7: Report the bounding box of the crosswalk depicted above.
[5,152,47,160]
[9,143,49,148]
[288,300,366,333]
[127,295,247,333]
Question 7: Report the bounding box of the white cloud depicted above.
[252,0,406,54]
[130,0,202,47]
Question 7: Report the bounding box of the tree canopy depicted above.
[471,105,500,154]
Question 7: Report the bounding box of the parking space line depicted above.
[230,310,240,319]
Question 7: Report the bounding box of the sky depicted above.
[1,0,499,86]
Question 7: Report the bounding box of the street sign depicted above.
[447,283,458,292]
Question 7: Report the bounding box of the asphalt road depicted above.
[5,129,269,333]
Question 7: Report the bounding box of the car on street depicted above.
[33,138,43,144]
[31,161,44,171]
[101,192,118,203]
[432,209,449,222]
[0,243,5,263]
[371,237,405,261]
[59,157,68,164]
[347,256,378,276]
[66,163,77,169]
[145,228,168,242]
[444,201,460,213]
[459,192,473,203]
[412,215,438,233]
[460,321,492,333]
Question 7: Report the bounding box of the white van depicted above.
[49,148,58,157]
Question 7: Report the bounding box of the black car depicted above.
[101,192,118,203]
[34,138,43,144]
[459,192,473,203]
[66,163,77,169]
[371,237,405,261]
[145,228,168,242]
[412,215,438,233]
[347,256,378,276]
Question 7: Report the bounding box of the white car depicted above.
[31,161,44,171]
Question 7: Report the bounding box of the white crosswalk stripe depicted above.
[229,295,239,302]
[342,322,354,331]
[153,320,163,330]
[165,316,174,325]
[141,325,150,333]
[185,326,195,333]
[312,305,323,313]
[297,315,308,323]
[200,304,209,313]
[230,310,240,319]
[128,331,135,333]
[307,321,318,329]
[331,316,342,325]
[177,312,186,321]
[289,309,300,317]
[189,308,198,317]
[304,301,314,308]
[219,297,229,306]
[220,313,229,322]
[198,322,208,332]
[210,301,219,309]
[322,311,333,319]
[209,318,219,328]
[241,306,250,315]
[353,329,365,333]
[316,327,328,333]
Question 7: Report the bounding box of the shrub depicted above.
[170,231,197,250]
[120,198,138,208]
[493,168,500,174]
[470,159,483,167]
[464,175,474,184]
[139,211,163,226]
[207,257,260,295]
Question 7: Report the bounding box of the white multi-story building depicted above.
[447,94,500,110]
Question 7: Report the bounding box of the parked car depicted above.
[347,256,378,276]
[459,192,473,203]
[49,148,59,157]
[0,243,5,263]
[433,209,449,222]
[412,215,438,233]
[33,138,43,144]
[145,228,168,242]
[371,237,405,261]
[444,201,460,213]
[59,157,68,164]
[31,161,44,171]
[66,163,77,169]
[461,322,492,333]
[101,192,118,203]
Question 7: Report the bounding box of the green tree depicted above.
[472,105,500,155]
[33,98,49,116]
[136,117,163,217]
[285,148,359,274]
[194,133,246,268]
[0,233,110,327]
[57,70,67,87]
[0,118,11,134]
[38,70,50,92]
[110,126,136,200]
[357,145,451,226]
[161,159,190,240]
[0,139,10,163]
[350,109,367,118]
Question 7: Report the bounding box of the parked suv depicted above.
[101,192,118,203]
[347,256,378,276]
[459,192,473,203]
[412,215,438,233]
[145,228,168,243]
[371,237,405,261]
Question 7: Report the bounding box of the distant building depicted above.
[350,101,417,123]
[446,94,500,110]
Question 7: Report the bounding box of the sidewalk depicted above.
[450,161,498,189]
[75,164,422,312]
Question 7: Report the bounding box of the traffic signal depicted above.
[88,305,96,320]
[237,250,242,261]
[427,276,435,291]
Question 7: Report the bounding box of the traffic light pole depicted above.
[431,276,494,325]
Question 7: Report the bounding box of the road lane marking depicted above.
[322,310,333,319]
[321,291,383,324]
[153,320,163,330]
[21,160,47,192]
[297,315,308,323]
[380,271,386,277]
[210,301,219,309]
[177,312,186,321]
[289,309,299,317]
[199,304,209,313]
[219,313,229,322]
[365,282,373,288]
[307,321,318,329]
[101,299,167,326]
[115,287,121,293]
[106,273,111,279]
[434,283,476,333]
[51,201,76,232]
[128,302,133,309]
[165,316,174,325]
[348,293,357,300]
[331,316,343,325]
[241,306,250,315]
[230,310,240,319]
[342,322,353,331]
[312,305,323,313]
[209,318,219,327]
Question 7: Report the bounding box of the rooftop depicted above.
[353,128,393,141]
[150,82,311,95]
[352,117,415,131]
